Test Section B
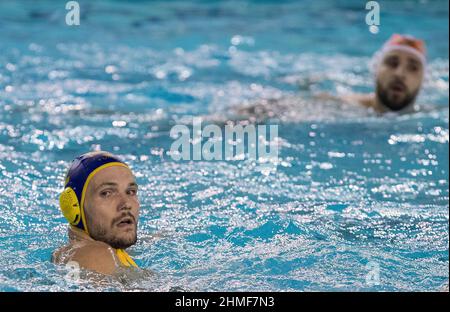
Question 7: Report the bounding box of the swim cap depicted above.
[371,34,427,72]
[59,151,129,234]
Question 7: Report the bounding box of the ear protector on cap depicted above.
[58,152,129,234]
[59,187,81,226]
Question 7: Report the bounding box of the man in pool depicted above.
[52,151,140,276]
[233,33,427,119]
[343,33,426,113]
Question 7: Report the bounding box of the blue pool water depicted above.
[0,0,448,291]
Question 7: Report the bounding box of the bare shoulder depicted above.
[342,93,375,108]
[313,92,375,109]
[71,241,119,276]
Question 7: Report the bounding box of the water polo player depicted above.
[232,33,427,120]
[346,33,427,112]
[52,151,140,276]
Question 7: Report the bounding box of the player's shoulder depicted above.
[343,93,375,108]
[71,241,118,275]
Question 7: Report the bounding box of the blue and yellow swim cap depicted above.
[59,151,129,234]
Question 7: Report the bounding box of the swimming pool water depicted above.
[0,0,448,291]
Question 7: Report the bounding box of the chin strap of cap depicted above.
[116,249,138,268]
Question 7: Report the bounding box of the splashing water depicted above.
[0,0,448,291]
